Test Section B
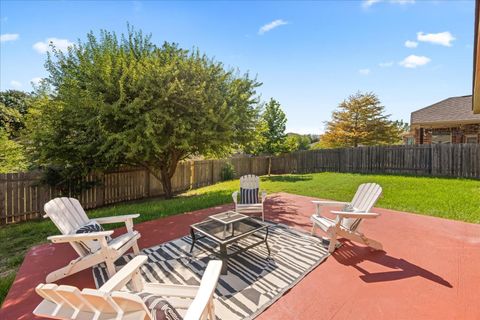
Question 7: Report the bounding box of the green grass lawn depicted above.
[1,172,479,305]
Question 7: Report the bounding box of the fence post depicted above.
[210,160,215,185]
[0,174,5,225]
[37,183,49,217]
[95,172,105,207]
[144,169,150,198]
[190,160,195,189]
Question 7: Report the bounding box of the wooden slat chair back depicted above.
[34,256,223,320]
[239,174,260,190]
[341,183,383,231]
[43,197,141,283]
[232,174,267,220]
[44,197,92,256]
[311,183,383,252]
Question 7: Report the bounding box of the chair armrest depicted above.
[232,191,239,204]
[143,283,200,298]
[47,231,114,243]
[184,260,222,320]
[330,211,380,219]
[312,200,348,206]
[95,214,140,224]
[261,190,267,202]
[100,255,148,292]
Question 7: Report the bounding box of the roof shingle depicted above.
[411,95,480,125]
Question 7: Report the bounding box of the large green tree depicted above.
[32,27,261,197]
[321,92,404,148]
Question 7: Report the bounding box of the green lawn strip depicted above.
[1,172,479,305]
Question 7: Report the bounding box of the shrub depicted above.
[220,163,236,181]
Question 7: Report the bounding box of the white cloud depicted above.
[10,80,22,89]
[1,33,19,42]
[359,68,371,75]
[33,37,74,54]
[362,0,414,7]
[258,19,288,35]
[379,61,394,67]
[404,40,418,48]
[363,0,381,8]
[31,77,43,86]
[417,31,455,47]
[399,55,431,68]
[391,0,415,4]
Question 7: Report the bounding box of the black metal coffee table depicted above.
[190,211,270,274]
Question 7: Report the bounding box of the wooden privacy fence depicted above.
[270,144,480,178]
[0,157,270,225]
[1,144,479,224]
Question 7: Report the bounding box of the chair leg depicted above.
[207,300,215,320]
[328,232,337,253]
[132,241,140,255]
[311,223,316,236]
[106,258,116,277]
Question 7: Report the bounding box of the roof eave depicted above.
[411,120,480,127]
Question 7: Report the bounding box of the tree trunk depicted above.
[144,152,183,199]
[268,157,272,176]
[160,168,173,198]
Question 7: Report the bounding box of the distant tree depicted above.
[31,27,261,198]
[0,90,31,138]
[255,98,288,174]
[286,133,311,152]
[0,128,28,173]
[393,120,410,133]
[306,134,320,143]
[322,92,404,147]
[260,99,288,154]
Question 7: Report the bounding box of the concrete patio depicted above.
[1,192,479,320]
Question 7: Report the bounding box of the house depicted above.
[410,95,480,144]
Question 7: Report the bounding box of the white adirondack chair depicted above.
[311,183,383,253]
[33,255,222,320]
[232,174,267,221]
[43,197,141,283]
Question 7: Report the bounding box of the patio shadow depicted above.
[333,241,452,288]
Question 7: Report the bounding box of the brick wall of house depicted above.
[413,124,480,144]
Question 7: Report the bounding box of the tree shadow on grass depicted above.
[332,241,452,287]
[262,175,313,183]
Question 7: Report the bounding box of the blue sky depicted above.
[0,0,475,134]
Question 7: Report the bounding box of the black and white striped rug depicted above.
[93,221,330,320]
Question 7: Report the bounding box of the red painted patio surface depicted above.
[1,192,479,320]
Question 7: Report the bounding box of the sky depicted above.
[0,0,475,134]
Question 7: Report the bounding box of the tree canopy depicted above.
[321,92,404,148]
[30,27,262,197]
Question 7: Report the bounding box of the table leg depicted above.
[265,227,271,257]
[219,243,228,274]
[189,228,196,254]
